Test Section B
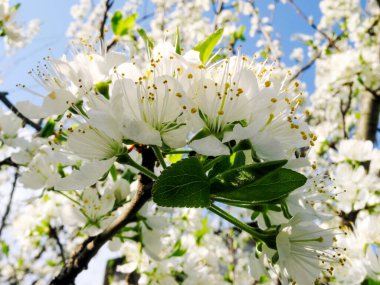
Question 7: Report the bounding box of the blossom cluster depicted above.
[0,0,40,53]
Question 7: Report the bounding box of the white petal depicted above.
[124,120,162,146]
[54,158,116,190]
[189,135,230,156]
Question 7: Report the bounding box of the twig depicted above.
[0,157,18,168]
[99,0,115,40]
[49,225,66,264]
[0,92,41,131]
[50,147,156,285]
[290,31,346,81]
[286,0,340,51]
[0,170,19,237]
[339,82,353,139]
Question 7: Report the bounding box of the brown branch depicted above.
[0,157,18,168]
[287,0,340,51]
[50,147,156,285]
[0,170,19,237]
[99,0,115,40]
[290,31,346,81]
[339,82,353,139]
[0,92,41,131]
[49,225,66,264]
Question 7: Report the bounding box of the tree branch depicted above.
[0,157,18,168]
[287,0,340,50]
[99,0,115,40]
[0,170,19,237]
[0,92,42,131]
[49,225,66,264]
[50,147,156,285]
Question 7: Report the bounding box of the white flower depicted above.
[276,214,338,285]
[366,245,380,280]
[0,111,22,140]
[54,158,116,190]
[111,48,189,147]
[330,139,374,162]
[66,124,122,160]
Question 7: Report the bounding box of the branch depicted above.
[49,225,66,264]
[287,0,340,50]
[0,157,18,168]
[0,92,42,131]
[50,147,156,285]
[339,82,353,139]
[290,31,345,81]
[0,170,19,237]
[99,0,115,40]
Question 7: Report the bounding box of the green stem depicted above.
[121,153,158,180]
[164,150,192,154]
[208,204,274,243]
[52,189,81,206]
[152,146,167,169]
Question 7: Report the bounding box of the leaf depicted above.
[193,28,224,64]
[208,151,245,178]
[40,119,56,138]
[152,157,210,208]
[111,12,138,36]
[175,27,181,55]
[362,278,380,285]
[95,81,110,99]
[137,28,154,58]
[211,162,307,204]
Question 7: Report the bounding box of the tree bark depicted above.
[355,92,379,143]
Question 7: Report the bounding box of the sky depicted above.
[0,0,322,103]
[0,0,323,284]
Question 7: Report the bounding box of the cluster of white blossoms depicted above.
[0,33,346,285]
[1,0,379,284]
[0,0,40,53]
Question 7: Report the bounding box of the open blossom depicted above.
[275,214,341,285]
[110,43,189,147]
[329,139,374,162]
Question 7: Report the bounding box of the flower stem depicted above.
[208,204,275,244]
[152,146,167,169]
[120,153,158,180]
[52,189,81,206]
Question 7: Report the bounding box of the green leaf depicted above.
[193,28,224,64]
[208,151,245,178]
[152,157,210,208]
[362,278,380,285]
[168,240,187,258]
[137,28,154,58]
[40,119,56,138]
[1,241,9,256]
[111,12,138,36]
[95,81,110,99]
[210,160,307,204]
[175,27,181,55]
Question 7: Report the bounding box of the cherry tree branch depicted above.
[0,157,18,168]
[0,92,41,131]
[286,0,340,51]
[290,31,345,81]
[49,225,66,264]
[339,82,353,139]
[99,0,115,40]
[0,170,19,237]
[50,147,156,285]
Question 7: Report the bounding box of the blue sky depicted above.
[0,0,322,104]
